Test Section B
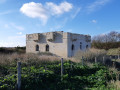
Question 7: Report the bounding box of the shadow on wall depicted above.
[54,33,63,43]
[39,34,47,43]
[39,33,63,43]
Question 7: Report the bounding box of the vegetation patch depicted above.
[0,60,119,90]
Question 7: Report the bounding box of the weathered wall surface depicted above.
[67,33,91,57]
[26,31,91,58]
[26,31,68,58]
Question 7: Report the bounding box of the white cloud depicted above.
[20,2,48,25]
[10,23,24,31]
[71,8,81,19]
[17,32,22,35]
[87,0,110,13]
[8,35,25,40]
[91,20,97,23]
[0,41,25,47]
[20,1,73,25]
[0,35,26,47]
[46,1,72,15]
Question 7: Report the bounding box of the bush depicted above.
[0,62,114,90]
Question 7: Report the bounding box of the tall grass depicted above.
[0,53,61,66]
[74,48,107,63]
[107,67,120,89]
[107,48,120,56]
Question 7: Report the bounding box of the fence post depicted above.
[110,56,112,60]
[82,56,84,66]
[118,55,120,59]
[95,57,97,63]
[17,62,21,90]
[61,58,63,81]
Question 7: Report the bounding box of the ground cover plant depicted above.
[0,51,120,90]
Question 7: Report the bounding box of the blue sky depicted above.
[0,0,120,47]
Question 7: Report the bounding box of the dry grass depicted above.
[107,69,120,90]
[68,57,81,63]
[108,80,120,90]
[107,48,120,56]
[106,63,120,90]
[74,48,107,63]
[0,53,61,66]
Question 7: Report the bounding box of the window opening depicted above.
[86,45,88,49]
[46,44,49,51]
[36,45,39,51]
[71,44,74,51]
[80,42,82,50]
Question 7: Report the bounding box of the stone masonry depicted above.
[26,31,91,58]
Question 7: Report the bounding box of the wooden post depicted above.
[82,56,84,66]
[17,62,21,90]
[110,56,112,60]
[95,57,97,63]
[118,55,120,59]
[61,58,63,81]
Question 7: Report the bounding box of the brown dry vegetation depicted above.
[0,53,61,66]
[74,48,107,63]
[107,67,120,89]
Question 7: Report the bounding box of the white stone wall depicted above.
[26,31,68,57]
[26,31,91,58]
[67,33,91,57]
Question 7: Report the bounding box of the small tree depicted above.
[92,31,120,50]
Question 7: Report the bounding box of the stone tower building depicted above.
[26,31,91,58]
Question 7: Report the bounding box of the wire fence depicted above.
[0,55,120,89]
[16,55,120,89]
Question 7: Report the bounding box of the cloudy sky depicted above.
[0,0,120,47]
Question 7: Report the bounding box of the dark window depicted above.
[86,45,88,49]
[46,44,49,51]
[36,45,39,51]
[80,42,82,49]
[71,44,74,51]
